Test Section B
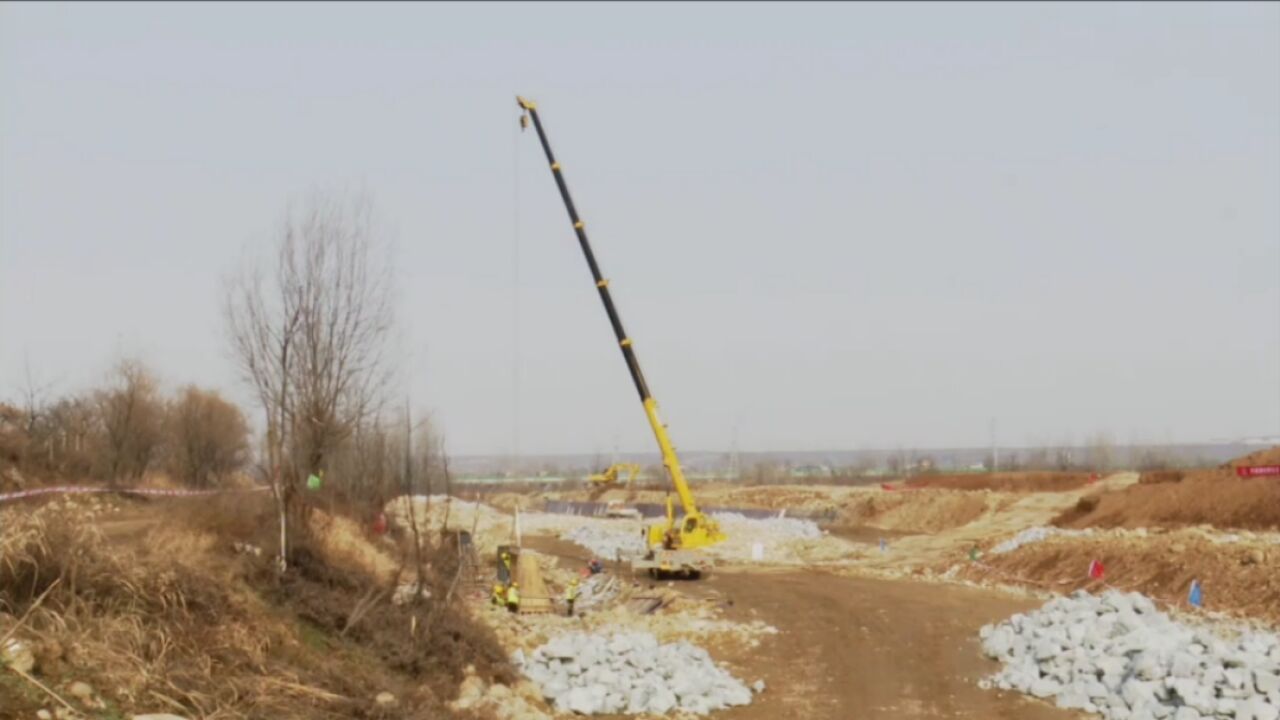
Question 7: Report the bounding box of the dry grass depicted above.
[0,495,512,719]
[308,510,400,584]
[1,502,284,717]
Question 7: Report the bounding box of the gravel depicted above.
[516,631,757,715]
[979,590,1280,719]
[563,525,649,560]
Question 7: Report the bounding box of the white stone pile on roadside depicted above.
[516,631,758,715]
[990,526,1093,554]
[709,512,822,540]
[561,512,824,563]
[563,525,649,560]
[979,590,1280,719]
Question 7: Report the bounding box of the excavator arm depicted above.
[588,463,641,488]
[517,96,723,550]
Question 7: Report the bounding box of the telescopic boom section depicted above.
[516,96,707,526]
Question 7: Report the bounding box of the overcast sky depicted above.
[2,2,1277,457]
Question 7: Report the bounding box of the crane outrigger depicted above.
[517,96,724,574]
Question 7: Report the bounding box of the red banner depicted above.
[1236,465,1280,478]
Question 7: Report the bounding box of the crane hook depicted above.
[516,95,536,131]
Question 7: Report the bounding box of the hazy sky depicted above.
[2,2,1278,457]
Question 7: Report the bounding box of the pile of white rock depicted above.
[561,513,823,563]
[979,590,1280,719]
[515,631,759,716]
[709,512,822,540]
[990,526,1093,554]
[563,525,649,560]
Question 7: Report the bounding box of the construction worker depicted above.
[587,557,604,575]
[499,550,513,584]
[491,583,506,607]
[565,578,580,617]
[505,581,520,613]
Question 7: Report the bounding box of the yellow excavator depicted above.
[517,97,725,576]
[587,462,641,489]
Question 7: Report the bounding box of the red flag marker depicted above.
[1088,559,1105,580]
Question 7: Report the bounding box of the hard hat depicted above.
[570,578,579,585]
[511,581,519,587]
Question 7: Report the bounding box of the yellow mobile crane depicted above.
[517,97,725,572]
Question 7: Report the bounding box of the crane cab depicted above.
[645,496,725,551]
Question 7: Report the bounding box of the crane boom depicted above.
[517,96,722,550]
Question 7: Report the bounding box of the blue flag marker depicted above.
[878,538,888,553]
[1188,579,1203,608]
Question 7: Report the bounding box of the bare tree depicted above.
[33,394,96,477]
[402,404,426,604]
[1085,431,1116,472]
[94,358,164,483]
[0,403,24,470]
[19,355,56,440]
[225,191,394,571]
[167,385,250,487]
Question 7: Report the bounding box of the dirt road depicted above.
[525,535,1070,719]
[702,570,1072,719]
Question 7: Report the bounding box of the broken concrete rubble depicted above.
[517,631,754,715]
[979,590,1280,719]
[563,525,648,561]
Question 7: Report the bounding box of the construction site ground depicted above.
[521,535,1071,719]
[3,458,1277,718]
[463,463,1280,717]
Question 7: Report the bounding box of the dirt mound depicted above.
[1053,469,1280,532]
[1226,444,1280,468]
[966,529,1280,625]
[1138,470,1185,484]
[834,490,1004,534]
[714,486,845,513]
[903,471,1092,492]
